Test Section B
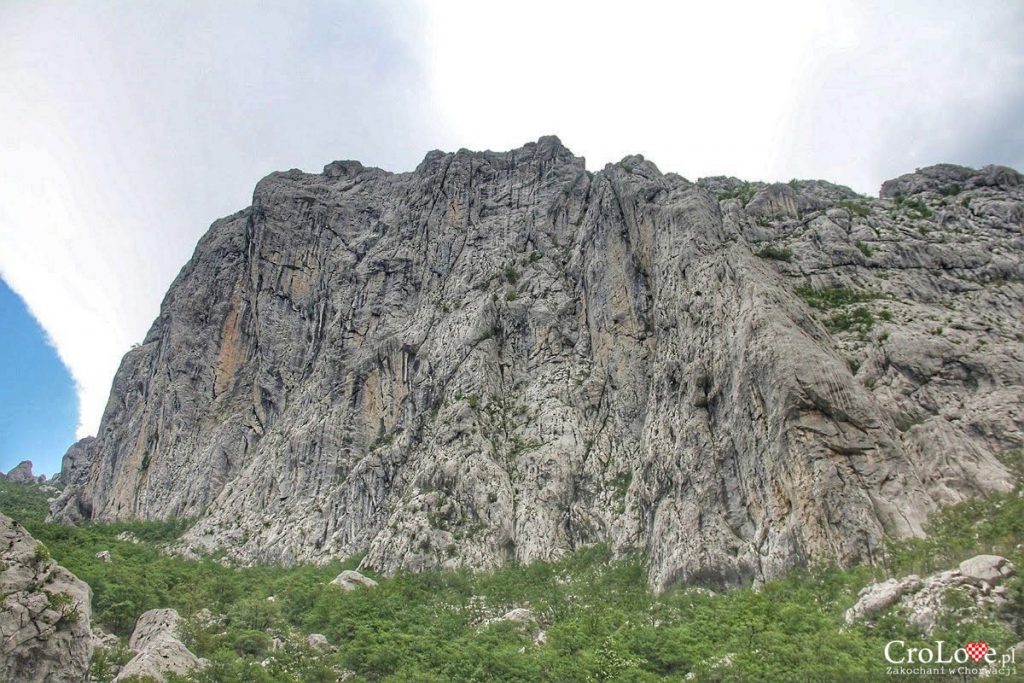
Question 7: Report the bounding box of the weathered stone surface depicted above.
[6,460,39,484]
[0,513,93,682]
[96,550,112,563]
[115,608,205,682]
[844,576,923,624]
[49,437,96,490]
[958,554,1014,585]
[330,570,378,591]
[51,138,1024,589]
[307,633,334,651]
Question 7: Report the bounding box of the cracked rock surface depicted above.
[0,513,93,682]
[51,138,1024,589]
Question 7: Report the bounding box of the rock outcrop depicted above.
[114,608,206,682]
[0,513,93,682]
[845,555,1016,634]
[50,138,1024,589]
[330,570,378,591]
[6,460,44,484]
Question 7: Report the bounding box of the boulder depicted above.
[114,608,206,682]
[844,576,922,624]
[958,555,1015,585]
[307,633,334,651]
[330,570,378,591]
[96,550,112,563]
[498,608,535,624]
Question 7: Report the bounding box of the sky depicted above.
[0,0,1022,476]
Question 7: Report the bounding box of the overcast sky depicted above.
[1,0,1022,473]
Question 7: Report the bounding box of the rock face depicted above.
[6,460,42,484]
[50,138,1024,589]
[49,437,96,489]
[0,513,93,682]
[115,608,205,682]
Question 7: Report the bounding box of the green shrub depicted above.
[794,286,883,310]
[854,240,873,257]
[837,200,870,218]
[756,245,793,262]
[717,182,756,205]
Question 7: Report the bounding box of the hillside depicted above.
[4,460,1023,680]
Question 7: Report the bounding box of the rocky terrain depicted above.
[0,512,93,682]
[49,138,1024,590]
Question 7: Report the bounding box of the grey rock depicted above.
[846,559,1015,634]
[958,554,1014,585]
[52,139,1024,589]
[5,460,37,484]
[330,570,378,591]
[307,633,334,651]
[116,531,141,544]
[0,513,94,682]
[844,576,923,624]
[115,608,205,682]
[95,550,111,563]
[497,607,535,624]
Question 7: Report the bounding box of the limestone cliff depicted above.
[51,138,1024,589]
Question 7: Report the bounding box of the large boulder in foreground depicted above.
[0,513,94,682]
[114,608,206,682]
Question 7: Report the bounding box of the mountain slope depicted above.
[51,138,1024,589]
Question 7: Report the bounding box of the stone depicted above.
[116,531,141,544]
[844,576,923,624]
[498,608,535,624]
[307,633,334,651]
[50,140,1023,590]
[846,559,1016,634]
[0,513,94,682]
[330,570,378,591]
[5,460,37,484]
[958,554,1014,585]
[114,608,206,682]
[96,550,112,563]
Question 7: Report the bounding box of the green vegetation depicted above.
[794,286,884,310]
[854,240,873,257]
[3,463,1022,682]
[755,244,793,262]
[716,182,756,205]
[837,199,871,218]
[894,194,933,219]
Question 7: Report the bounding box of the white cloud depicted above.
[422,0,1023,193]
[0,1,442,438]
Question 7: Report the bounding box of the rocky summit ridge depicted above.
[49,137,1024,590]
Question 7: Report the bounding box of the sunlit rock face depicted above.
[51,138,1024,589]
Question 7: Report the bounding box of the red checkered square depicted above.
[965,642,989,663]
